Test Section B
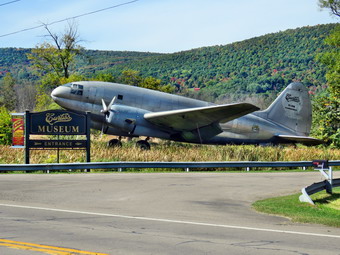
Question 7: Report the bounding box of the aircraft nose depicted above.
[51,86,68,100]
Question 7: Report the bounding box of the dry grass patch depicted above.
[0,136,339,169]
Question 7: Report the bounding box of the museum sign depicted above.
[29,110,87,135]
[25,110,91,164]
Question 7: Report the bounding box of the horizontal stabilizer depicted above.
[144,103,259,131]
[276,135,324,146]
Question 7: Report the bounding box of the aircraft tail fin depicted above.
[257,82,312,136]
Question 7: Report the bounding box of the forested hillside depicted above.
[104,24,337,100]
[0,48,162,81]
[0,23,336,102]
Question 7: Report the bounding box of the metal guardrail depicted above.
[0,160,339,172]
[299,178,340,205]
[298,161,340,204]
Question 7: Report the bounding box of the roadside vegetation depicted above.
[0,137,339,167]
[253,188,340,227]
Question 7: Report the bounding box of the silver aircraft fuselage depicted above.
[51,81,321,146]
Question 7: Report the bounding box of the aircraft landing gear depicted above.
[135,139,151,150]
[107,137,151,150]
[108,138,122,148]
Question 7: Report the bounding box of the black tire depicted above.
[108,139,122,148]
[136,140,151,150]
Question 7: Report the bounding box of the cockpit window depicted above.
[70,84,84,96]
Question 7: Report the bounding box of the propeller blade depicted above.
[101,99,108,114]
[108,96,117,110]
[101,96,116,115]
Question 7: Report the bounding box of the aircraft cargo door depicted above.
[88,87,104,104]
[87,87,104,113]
[88,87,96,103]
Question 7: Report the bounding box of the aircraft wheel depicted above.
[136,140,150,150]
[108,139,122,148]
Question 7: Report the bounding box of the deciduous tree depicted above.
[0,73,16,111]
[313,1,340,147]
[319,0,340,17]
[27,21,82,80]
[26,21,84,111]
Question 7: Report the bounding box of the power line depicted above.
[0,0,20,7]
[0,0,139,38]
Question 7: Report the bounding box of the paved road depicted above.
[0,171,339,254]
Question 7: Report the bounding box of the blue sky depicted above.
[0,0,337,53]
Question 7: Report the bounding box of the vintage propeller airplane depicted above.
[51,81,323,149]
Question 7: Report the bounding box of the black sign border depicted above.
[25,110,91,165]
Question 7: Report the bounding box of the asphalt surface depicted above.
[0,171,339,255]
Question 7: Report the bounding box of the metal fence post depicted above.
[24,110,30,165]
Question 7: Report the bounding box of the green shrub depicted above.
[0,107,12,145]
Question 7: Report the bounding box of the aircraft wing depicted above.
[144,103,259,131]
[276,135,324,145]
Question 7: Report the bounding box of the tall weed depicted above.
[0,138,339,170]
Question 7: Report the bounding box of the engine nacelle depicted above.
[106,104,149,133]
[105,104,171,139]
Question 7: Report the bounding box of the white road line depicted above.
[1,203,339,239]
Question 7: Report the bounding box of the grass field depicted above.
[0,136,339,167]
[253,188,340,227]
